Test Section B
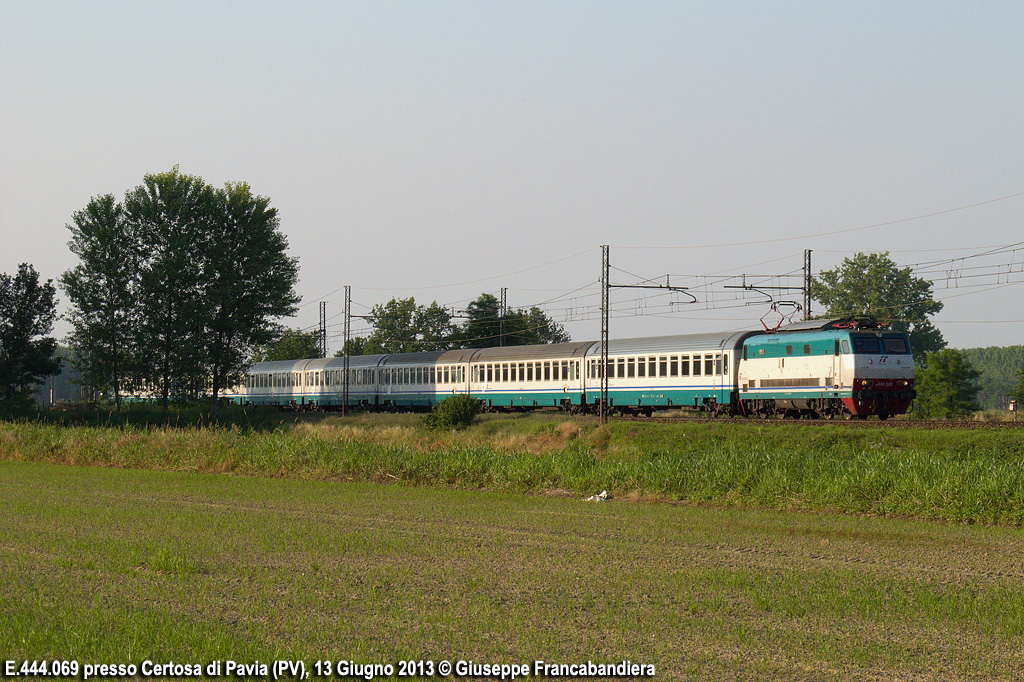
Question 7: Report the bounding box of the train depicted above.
[227,317,916,420]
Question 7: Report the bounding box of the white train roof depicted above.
[588,331,761,356]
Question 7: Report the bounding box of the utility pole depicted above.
[319,301,327,358]
[500,287,507,347]
[599,245,693,423]
[342,285,351,416]
[804,249,813,320]
[601,246,609,424]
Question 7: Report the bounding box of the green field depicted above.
[2,461,1024,681]
[3,415,1024,680]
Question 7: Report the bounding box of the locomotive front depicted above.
[840,328,916,418]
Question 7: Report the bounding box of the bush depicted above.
[422,395,480,430]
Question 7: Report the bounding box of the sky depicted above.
[2,0,1023,352]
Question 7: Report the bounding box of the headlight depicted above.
[863,379,872,388]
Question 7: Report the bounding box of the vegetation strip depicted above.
[3,413,1024,525]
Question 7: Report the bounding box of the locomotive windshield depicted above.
[851,335,910,354]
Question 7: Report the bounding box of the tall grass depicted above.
[2,417,1023,525]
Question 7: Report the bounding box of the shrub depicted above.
[422,395,480,430]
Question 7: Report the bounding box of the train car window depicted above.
[637,357,646,378]
[714,355,722,375]
[786,345,793,356]
[680,356,690,376]
[705,355,714,376]
[526,363,533,381]
[803,344,811,355]
[627,358,635,378]
[723,354,729,376]
[614,358,622,378]
[692,355,701,377]
[486,364,492,383]
[883,337,909,354]
[670,356,678,376]
[659,356,668,377]
[562,361,568,380]
[648,357,656,377]
[541,362,549,381]
[499,364,506,382]
[442,367,448,384]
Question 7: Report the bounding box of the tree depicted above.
[1010,367,1024,406]
[199,181,300,411]
[459,293,502,348]
[64,168,299,410]
[126,168,216,405]
[914,349,981,419]
[255,328,320,362]
[362,297,454,353]
[0,264,61,412]
[459,293,569,347]
[509,306,571,345]
[60,194,140,408]
[337,337,372,357]
[811,252,944,363]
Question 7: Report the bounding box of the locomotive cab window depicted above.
[883,337,910,354]
[853,336,881,354]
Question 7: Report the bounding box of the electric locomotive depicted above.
[737,318,915,419]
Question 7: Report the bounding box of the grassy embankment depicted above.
[3,409,1024,525]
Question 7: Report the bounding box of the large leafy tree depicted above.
[199,181,300,410]
[360,297,454,354]
[811,252,944,363]
[254,328,320,362]
[915,349,981,419]
[64,168,299,409]
[459,293,569,348]
[126,168,216,405]
[0,264,61,412]
[60,194,140,407]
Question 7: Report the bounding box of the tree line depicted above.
[256,292,570,361]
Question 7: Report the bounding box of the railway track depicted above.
[626,414,1024,429]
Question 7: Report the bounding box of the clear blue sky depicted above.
[2,1,1022,350]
